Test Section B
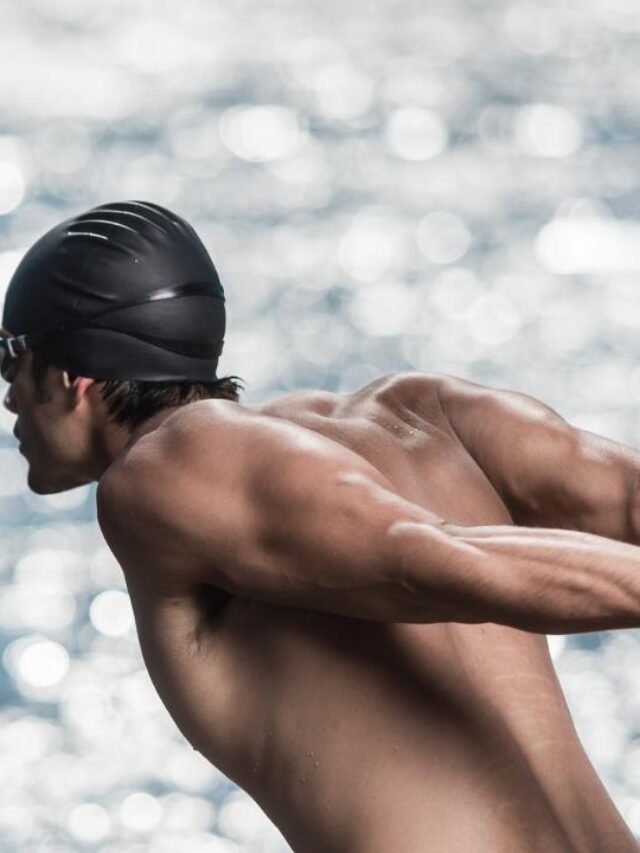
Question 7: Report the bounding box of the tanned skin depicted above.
[4,345,640,852]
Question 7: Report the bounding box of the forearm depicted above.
[388,519,640,634]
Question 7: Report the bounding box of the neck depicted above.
[93,406,184,480]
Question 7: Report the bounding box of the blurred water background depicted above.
[0,0,639,849]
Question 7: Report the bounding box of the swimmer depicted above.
[2,200,640,852]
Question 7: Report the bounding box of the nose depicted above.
[3,384,17,415]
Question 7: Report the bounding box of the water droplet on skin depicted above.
[314,761,320,767]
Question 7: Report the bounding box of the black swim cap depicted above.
[2,200,225,381]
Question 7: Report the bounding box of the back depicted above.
[104,374,639,853]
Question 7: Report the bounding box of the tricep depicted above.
[237,430,446,614]
[435,372,640,542]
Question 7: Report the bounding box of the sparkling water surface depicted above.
[0,0,640,848]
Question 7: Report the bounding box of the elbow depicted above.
[386,517,489,624]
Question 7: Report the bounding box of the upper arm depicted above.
[97,412,445,616]
[435,373,640,542]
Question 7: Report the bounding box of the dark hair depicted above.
[31,348,245,429]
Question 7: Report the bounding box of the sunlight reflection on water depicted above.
[0,0,639,847]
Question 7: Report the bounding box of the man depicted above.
[2,200,640,852]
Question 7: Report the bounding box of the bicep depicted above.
[436,373,640,541]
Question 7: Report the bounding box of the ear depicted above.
[63,373,96,405]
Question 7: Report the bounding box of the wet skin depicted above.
[95,373,640,853]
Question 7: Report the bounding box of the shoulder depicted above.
[95,402,238,538]
[95,399,398,592]
[432,372,567,428]
[98,391,395,522]
[95,402,269,583]
[95,399,342,545]
[386,370,477,399]
[97,401,244,508]
[104,400,244,474]
[364,370,456,423]
[367,370,454,402]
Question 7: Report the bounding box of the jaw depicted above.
[26,457,92,495]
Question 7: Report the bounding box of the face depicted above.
[2,335,99,494]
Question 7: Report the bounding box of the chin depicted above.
[27,473,60,495]
[27,468,87,495]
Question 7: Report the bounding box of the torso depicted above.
[119,372,639,853]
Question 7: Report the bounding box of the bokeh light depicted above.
[0,0,638,849]
[417,211,472,265]
[89,590,135,637]
[219,105,306,163]
[67,802,112,844]
[514,103,583,158]
[385,107,449,161]
[0,163,26,215]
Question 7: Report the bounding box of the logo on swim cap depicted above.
[1,200,226,382]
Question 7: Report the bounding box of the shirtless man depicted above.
[3,200,640,852]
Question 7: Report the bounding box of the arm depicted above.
[393,519,640,634]
[97,410,640,633]
[435,373,640,543]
